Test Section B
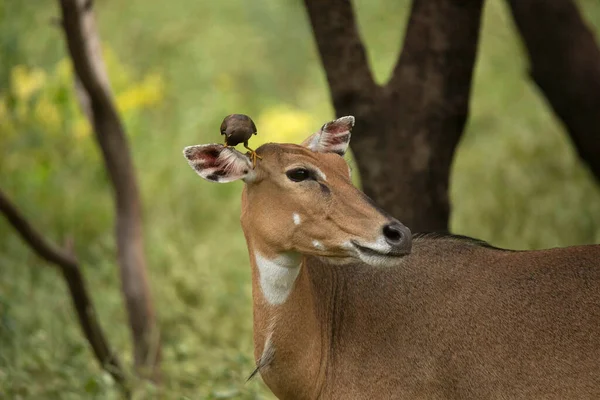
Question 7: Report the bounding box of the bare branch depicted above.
[0,188,129,394]
[303,0,378,113]
[0,190,77,270]
[58,0,160,379]
[507,0,600,183]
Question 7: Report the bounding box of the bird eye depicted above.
[286,168,310,182]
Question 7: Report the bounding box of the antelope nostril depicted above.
[382,223,404,244]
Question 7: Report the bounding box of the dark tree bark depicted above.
[58,0,160,380]
[507,0,600,184]
[0,189,129,395]
[303,0,484,232]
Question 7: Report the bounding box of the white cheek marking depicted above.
[342,241,354,250]
[312,240,325,250]
[293,213,301,225]
[255,252,301,305]
[353,236,404,268]
[363,236,393,252]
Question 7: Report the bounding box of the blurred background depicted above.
[2,0,600,398]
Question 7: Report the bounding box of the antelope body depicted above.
[184,116,600,399]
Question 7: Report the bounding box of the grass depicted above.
[1,0,600,398]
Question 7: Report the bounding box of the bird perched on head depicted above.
[220,114,261,166]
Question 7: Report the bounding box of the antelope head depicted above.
[183,116,412,268]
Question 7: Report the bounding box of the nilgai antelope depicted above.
[183,116,600,399]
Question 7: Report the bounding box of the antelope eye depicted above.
[286,168,311,182]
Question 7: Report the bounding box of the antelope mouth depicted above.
[350,240,410,266]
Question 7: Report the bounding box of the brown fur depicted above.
[237,145,600,399]
[241,143,397,261]
[185,133,600,398]
[250,237,600,399]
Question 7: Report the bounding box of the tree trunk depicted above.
[59,0,160,380]
[507,0,600,184]
[303,0,484,232]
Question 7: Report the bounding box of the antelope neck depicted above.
[249,250,332,398]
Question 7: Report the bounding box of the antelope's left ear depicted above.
[183,144,255,183]
[302,115,354,156]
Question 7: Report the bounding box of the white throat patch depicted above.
[255,252,301,305]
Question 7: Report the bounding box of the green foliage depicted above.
[1,0,600,398]
[451,0,600,248]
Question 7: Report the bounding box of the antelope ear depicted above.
[302,115,354,156]
[183,144,254,183]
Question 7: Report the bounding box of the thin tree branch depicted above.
[58,0,160,380]
[0,188,129,395]
[0,193,77,270]
[507,0,600,184]
[303,0,378,112]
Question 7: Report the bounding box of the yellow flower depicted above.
[116,86,141,113]
[5,45,166,146]
[11,65,47,101]
[34,96,61,131]
[116,72,165,113]
[254,106,317,146]
[139,73,165,107]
